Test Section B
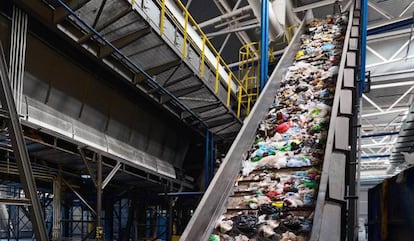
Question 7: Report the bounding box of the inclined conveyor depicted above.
[181,4,361,241]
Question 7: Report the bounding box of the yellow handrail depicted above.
[214,56,220,94]
[200,36,206,77]
[154,0,251,118]
[182,11,189,59]
[226,72,232,107]
[159,0,166,35]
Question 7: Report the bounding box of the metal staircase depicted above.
[0,42,48,241]
[14,0,259,142]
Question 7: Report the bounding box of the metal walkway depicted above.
[16,0,256,142]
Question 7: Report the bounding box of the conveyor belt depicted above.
[181,7,358,241]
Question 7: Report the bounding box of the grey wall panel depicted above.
[106,118,132,144]
[320,203,341,241]
[79,104,108,132]
[340,89,353,115]
[343,68,355,88]
[73,122,108,152]
[23,29,191,173]
[335,117,350,151]
[26,98,73,138]
[329,152,346,201]
[24,73,49,103]
[47,87,83,119]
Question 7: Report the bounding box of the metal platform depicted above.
[15,0,251,141]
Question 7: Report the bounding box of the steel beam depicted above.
[102,161,121,190]
[53,0,91,24]
[181,102,222,119]
[161,84,204,103]
[367,1,393,20]
[78,147,97,187]
[99,28,151,58]
[91,0,107,28]
[371,77,414,90]
[368,16,414,35]
[362,108,407,118]
[96,154,103,240]
[0,198,30,205]
[78,8,132,44]
[134,59,182,84]
[52,175,62,241]
[163,74,193,88]
[205,116,235,128]
[62,178,97,216]
[292,0,336,12]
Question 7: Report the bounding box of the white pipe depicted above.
[285,0,301,26]
[198,6,252,28]
[247,0,284,40]
[362,108,408,118]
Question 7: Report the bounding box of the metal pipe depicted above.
[361,132,399,138]
[198,6,252,28]
[361,155,390,159]
[206,24,260,37]
[260,0,269,90]
[359,0,368,96]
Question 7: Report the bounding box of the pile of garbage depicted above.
[211,13,348,241]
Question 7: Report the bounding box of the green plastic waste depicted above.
[278,144,291,151]
[251,156,261,162]
[209,234,220,241]
[310,124,322,132]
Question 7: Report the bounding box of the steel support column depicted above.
[204,130,210,190]
[52,174,62,241]
[167,183,173,241]
[260,0,269,90]
[96,154,103,240]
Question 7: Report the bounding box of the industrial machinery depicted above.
[181,3,363,240]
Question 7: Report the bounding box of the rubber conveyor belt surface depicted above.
[180,11,351,241]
